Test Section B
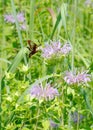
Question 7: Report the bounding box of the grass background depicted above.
[0,0,93,129]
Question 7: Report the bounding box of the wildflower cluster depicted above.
[41,41,71,59]
[4,12,26,30]
[71,111,84,123]
[64,71,91,84]
[30,40,91,100]
[30,83,59,100]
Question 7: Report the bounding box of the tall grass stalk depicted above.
[28,0,36,81]
[71,0,77,73]
[29,0,35,40]
[37,14,45,41]
[11,0,27,65]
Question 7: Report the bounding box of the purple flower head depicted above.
[43,83,59,100]
[30,85,43,99]
[64,70,91,84]
[4,14,15,23]
[85,0,92,5]
[51,41,61,52]
[64,71,77,84]
[30,83,59,100]
[61,43,72,55]
[50,120,58,128]
[41,43,54,59]
[4,12,27,31]
[17,12,25,23]
[76,72,91,83]
[4,12,25,24]
[41,41,71,59]
[71,111,84,123]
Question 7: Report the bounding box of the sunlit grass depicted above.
[0,0,93,129]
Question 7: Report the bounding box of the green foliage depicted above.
[0,0,93,130]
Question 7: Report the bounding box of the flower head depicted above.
[76,72,91,83]
[4,12,25,23]
[64,70,91,84]
[64,71,76,84]
[4,12,27,30]
[30,85,43,99]
[51,41,61,53]
[17,12,25,23]
[30,83,59,100]
[41,41,71,59]
[71,111,84,123]
[85,0,92,5]
[4,14,15,23]
[61,43,72,55]
[41,43,54,59]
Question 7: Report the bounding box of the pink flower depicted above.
[4,12,25,23]
[4,14,15,23]
[41,41,72,59]
[64,71,91,84]
[30,83,59,100]
[30,85,43,99]
[85,0,92,5]
[61,43,72,55]
[17,12,25,23]
[76,72,91,83]
[41,43,54,59]
[64,71,77,84]
[4,12,27,31]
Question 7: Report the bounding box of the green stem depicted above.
[29,0,35,40]
[71,0,77,72]
[11,0,27,65]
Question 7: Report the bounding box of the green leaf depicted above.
[0,58,11,64]
[29,0,35,40]
[42,120,50,130]
[80,88,93,117]
[50,12,61,40]
[8,47,28,73]
[60,3,67,32]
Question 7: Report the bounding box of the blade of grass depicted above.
[27,0,36,81]
[37,14,45,41]
[50,3,68,40]
[71,0,77,73]
[11,0,27,65]
[76,50,89,68]
[50,12,61,40]
[80,88,93,117]
[0,58,11,64]
[8,47,28,73]
[60,3,67,33]
[29,0,35,40]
